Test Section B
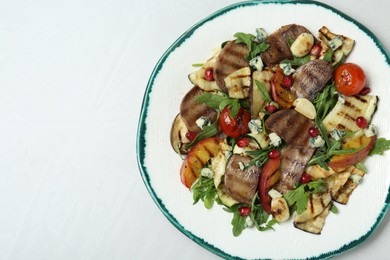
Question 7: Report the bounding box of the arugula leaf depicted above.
[355,162,367,173]
[196,92,241,118]
[244,146,273,169]
[185,119,219,150]
[313,83,338,121]
[284,179,327,214]
[255,80,272,102]
[224,203,247,236]
[330,203,339,214]
[323,49,333,63]
[192,63,203,67]
[369,138,390,156]
[234,32,269,61]
[249,193,278,232]
[280,54,311,67]
[191,176,218,209]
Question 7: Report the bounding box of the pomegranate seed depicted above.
[237,138,250,148]
[265,104,278,113]
[239,206,251,216]
[300,173,311,184]
[185,131,196,141]
[268,150,280,159]
[308,127,320,138]
[359,86,371,95]
[356,116,368,129]
[282,75,294,88]
[204,68,214,81]
[310,43,323,57]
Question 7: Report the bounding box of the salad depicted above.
[170,24,390,236]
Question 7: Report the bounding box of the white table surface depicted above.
[0,0,389,259]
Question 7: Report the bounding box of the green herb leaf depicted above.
[255,80,272,102]
[185,119,219,150]
[323,49,334,63]
[192,63,204,67]
[226,203,247,236]
[196,92,241,118]
[250,193,278,232]
[369,138,390,156]
[355,162,367,173]
[191,176,218,209]
[313,83,338,121]
[234,32,269,61]
[330,203,339,214]
[284,179,327,214]
[280,54,310,67]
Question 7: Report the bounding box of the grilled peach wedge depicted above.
[180,137,222,189]
[328,132,376,172]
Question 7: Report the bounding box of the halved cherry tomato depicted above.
[258,157,281,213]
[271,68,296,109]
[334,63,366,96]
[219,107,250,138]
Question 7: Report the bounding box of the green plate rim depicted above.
[136,1,390,259]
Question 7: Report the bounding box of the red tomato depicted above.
[271,68,296,109]
[334,63,366,96]
[219,107,250,138]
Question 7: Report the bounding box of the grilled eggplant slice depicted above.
[290,59,333,101]
[180,86,218,134]
[224,67,251,99]
[214,41,249,93]
[305,164,336,180]
[294,203,331,234]
[260,24,312,66]
[251,69,273,118]
[224,154,260,204]
[326,171,351,197]
[170,113,190,154]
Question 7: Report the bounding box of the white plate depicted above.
[137,1,390,259]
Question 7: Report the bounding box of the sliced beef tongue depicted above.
[275,146,315,194]
[224,154,260,204]
[260,24,312,66]
[265,109,315,147]
[214,41,249,93]
[265,109,317,194]
[179,86,217,134]
[291,59,333,101]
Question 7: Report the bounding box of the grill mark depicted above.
[309,194,314,213]
[337,123,346,130]
[354,95,368,103]
[344,100,362,113]
[320,197,325,208]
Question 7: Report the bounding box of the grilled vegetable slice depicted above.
[170,113,190,154]
[322,95,378,132]
[294,192,332,223]
[326,170,351,197]
[294,204,331,234]
[271,197,290,222]
[306,164,336,180]
[332,166,365,204]
[180,137,222,189]
[224,67,251,99]
[214,41,249,93]
[251,69,273,118]
[259,157,281,213]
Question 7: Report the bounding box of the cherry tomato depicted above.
[271,68,296,109]
[334,63,366,96]
[219,107,250,138]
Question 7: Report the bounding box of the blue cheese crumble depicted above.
[249,56,264,71]
[330,128,345,141]
[255,28,267,42]
[310,135,325,148]
[279,63,295,75]
[248,119,262,134]
[200,167,214,178]
[269,133,282,147]
[195,116,211,130]
[328,36,344,51]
